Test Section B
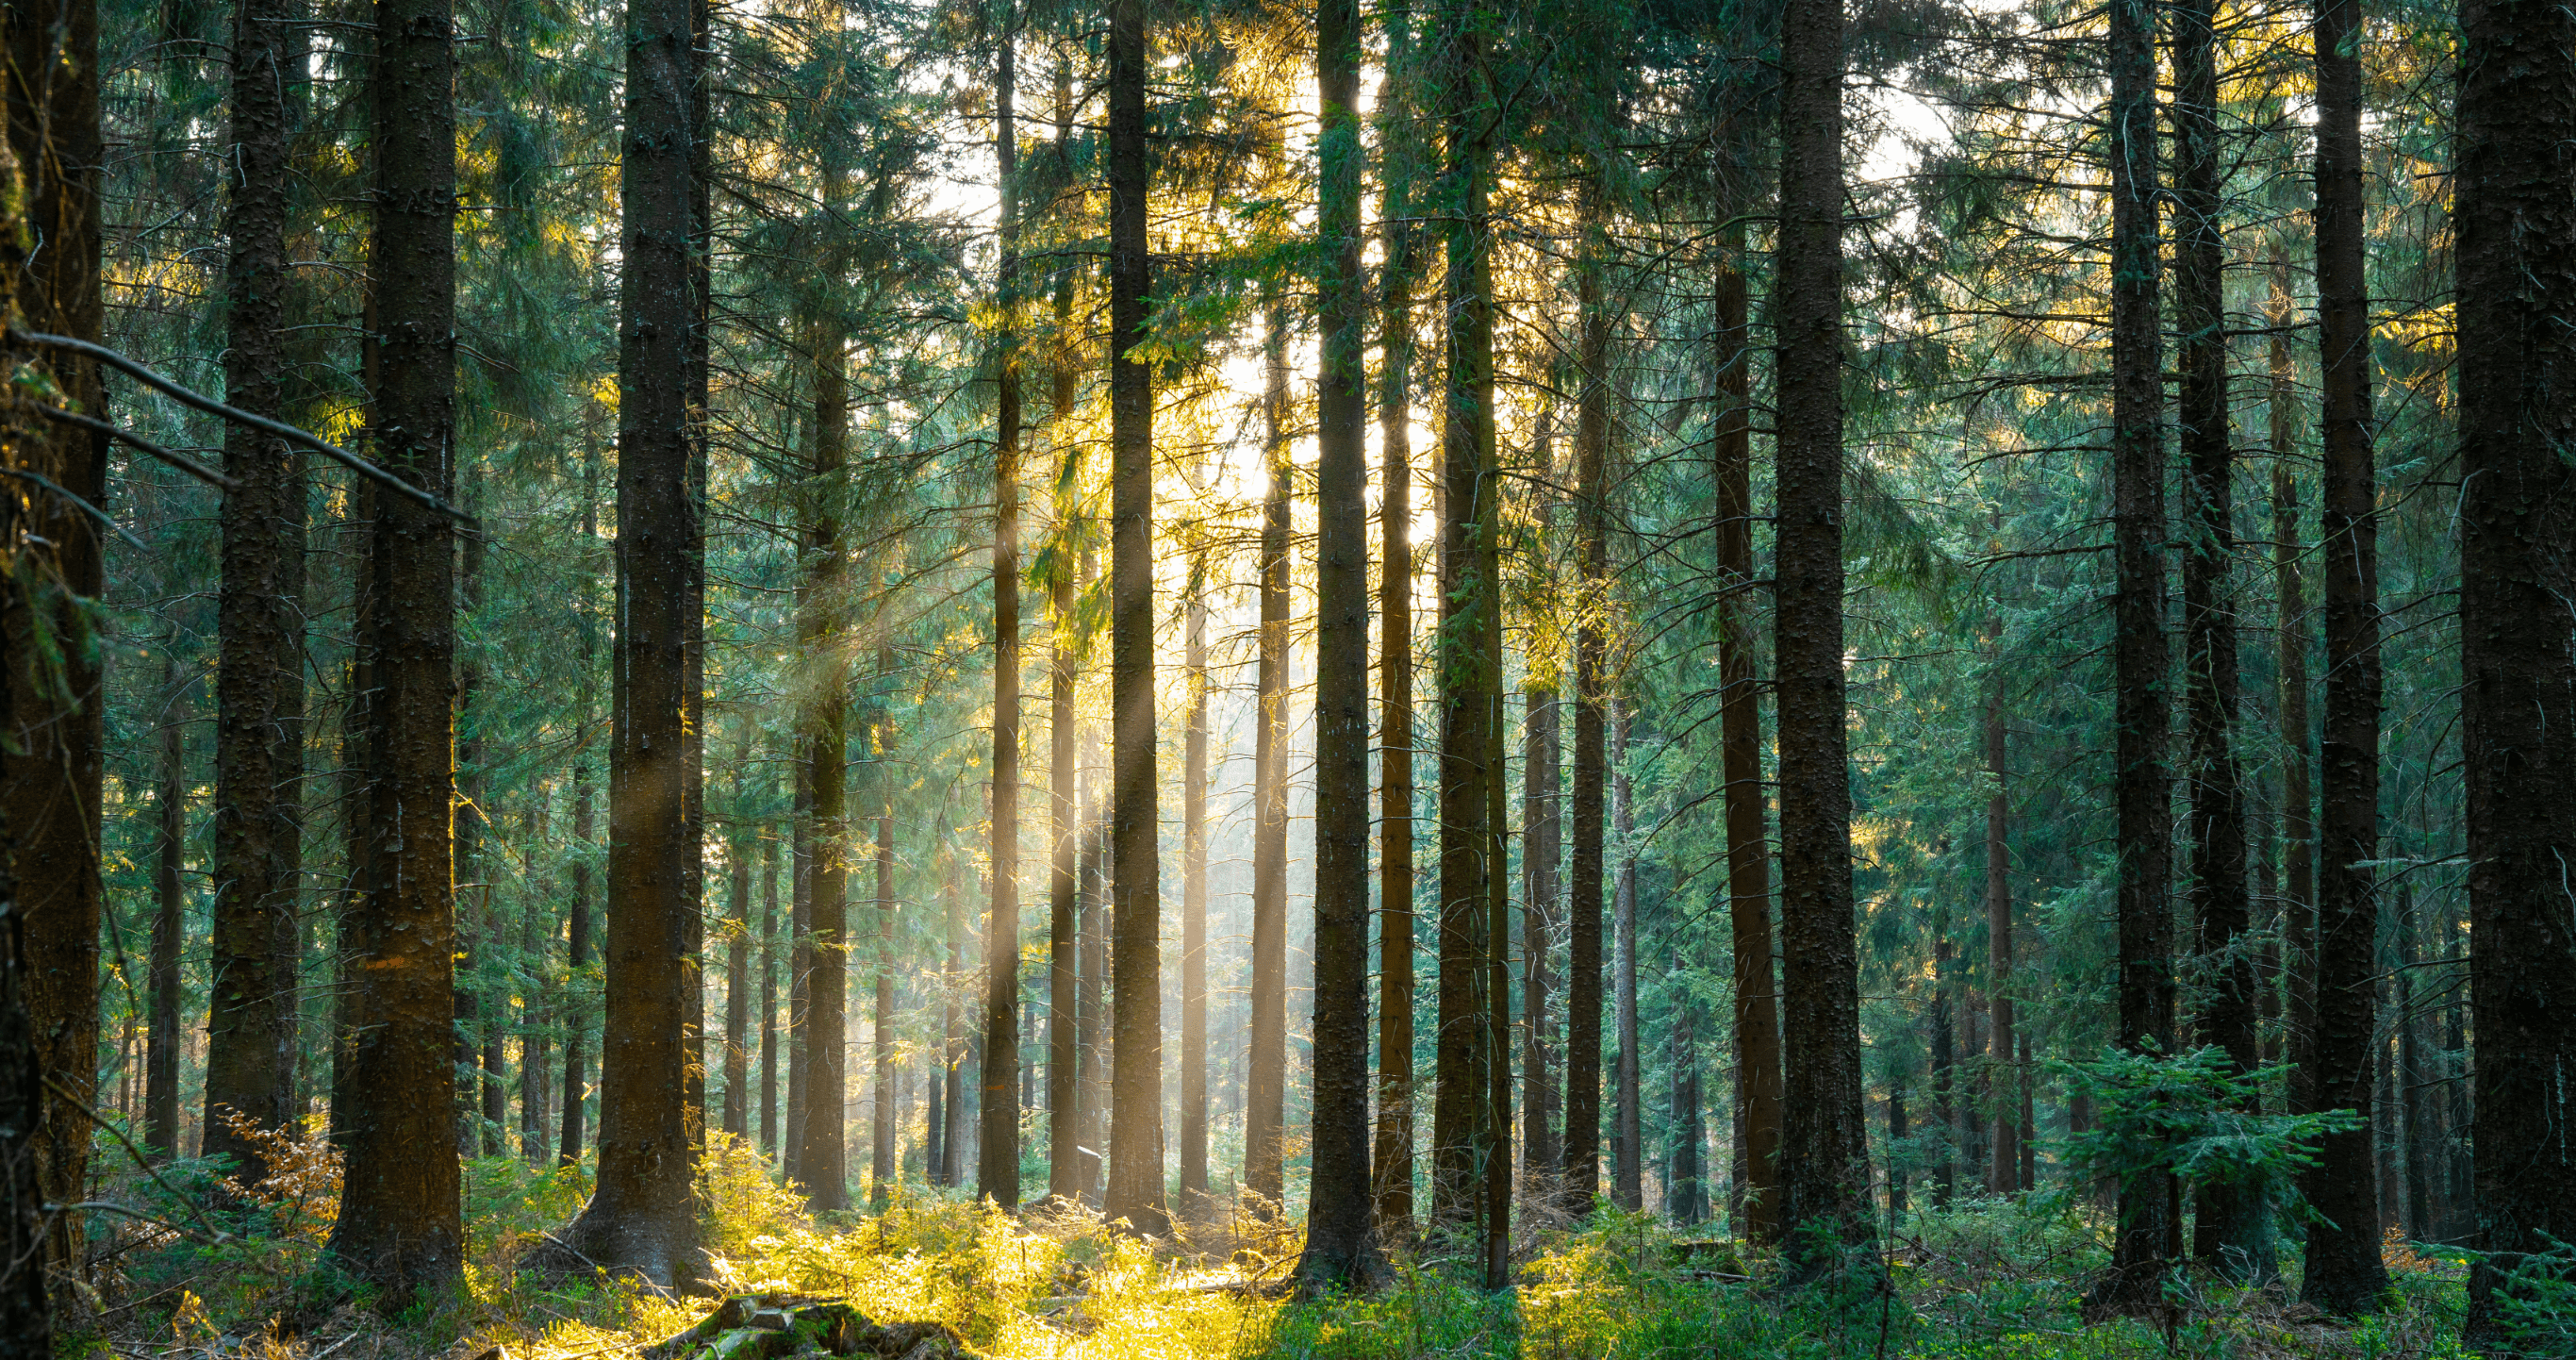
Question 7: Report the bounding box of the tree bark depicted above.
[1714,220,1783,1242]
[1298,0,1377,1276]
[1928,911,1955,1207]
[2,0,105,1290]
[1428,0,1498,1246]
[2303,0,2392,1310]
[1246,296,1292,1213]
[1611,709,1642,1212]
[1562,170,1610,1214]
[561,698,595,1167]
[1102,0,1167,1236]
[1181,572,1210,1207]
[0,594,53,1350]
[1775,0,1873,1279]
[1047,510,1078,1200]
[1521,688,1560,1181]
[1371,5,1421,1238]
[2270,257,2316,1122]
[147,652,188,1160]
[206,0,305,1185]
[327,0,462,1290]
[793,274,851,1215]
[980,25,1025,1207]
[869,672,897,1208]
[1983,638,2016,1200]
[2456,0,2576,1335]
[2093,0,2179,1314]
[725,832,751,1139]
[762,831,779,1155]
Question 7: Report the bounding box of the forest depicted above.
[0,0,2569,1352]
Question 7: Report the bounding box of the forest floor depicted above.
[70,1132,2480,1360]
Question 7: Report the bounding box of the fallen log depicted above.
[641,1296,975,1360]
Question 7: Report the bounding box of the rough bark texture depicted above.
[2455,0,2576,1336]
[1429,0,1498,1246]
[205,0,305,1184]
[1297,0,1377,1277]
[2,0,104,1289]
[2174,0,2260,1275]
[1713,228,1782,1242]
[794,266,850,1214]
[327,0,462,1291]
[1101,0,1166,1235]
[529,0,705,1279]
[1246,299,1292,1212]
[2094,0,2178,1314]
[1774,0,1873,1279]
[1,607,50,1350]
[2304,0,2391,1311]
[1562,178,1610,1213]
[1371,29,1421,1231]
[980,31,1024,1207]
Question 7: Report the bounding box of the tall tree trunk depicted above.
[1046,510,1078,1200]
[725,835,751,1139]
[1984,637,2017,1198]
[1,585,53,1350]
[793,286,851,1215]
[784,759,809,1183]
[521,805,551,1162]
[2094,0,2179,1313]
[2174,0,2259,1274]
[1428,0,1498,1245]
[461,522,504,1155]
[3,0,105,1287]
[941,849,966,1186]
[1928,912,1955,1207]
[2396,888,2430,1239]
[761,832,779,1154]
[2456,0,2576,1335]
[1180,572,1210,1207]
[1775,0,1872,1279]
[1668,992,1704,1225]
[327,0,461,1289]
[2270,257,2316,1121]
[206,0,305,1183]
[980,25,1025,1207]
[147,652,188,1160]
[1101,0,1167,1235]
[1246,296,1291,1212]
[561,734,594,1168]
[1714,217,1783,1242]
[1562,171,1610,1213]
[1611,709,1642,1211]
[678,0,714,1179]
[1298,0,1377,1275]
[1075,710,1105,1202]
[1521,688,1560,1179]
[870,673,898,1208]
[1371,5,1421,1236]
[2303,0,2391,1310]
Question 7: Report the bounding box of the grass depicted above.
[61,1129,2480,1360]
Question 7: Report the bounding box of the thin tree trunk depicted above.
[1562,171,1610,1213]
[725,834,751,1139]
[1775,0,1873,1279]
[1246,296,1292,1212]
[1102,0,1167,1235]
[1668,992,1704,1225]
[2304,0,2391,1309]
[0,587,54,1350]
[980,25,1025,1207]
[2397,888,2430,1239]
[1522,688,1560,1180]
[870,672,897,1208]
[1928,913,1955,1207]
[1714,217,1783,1242]
[1611,708,1642,1211]
[1299,0,1377,1272]
[327,0,461,1288]
[1047,511,1079,1201]
[785,758,809,1182]
[1984,636,2018,1198]
[1076,713,1105,1202]
[941,849,966,1186]
[2456,0,2576,1333]
[2095,0,2179,1313]
[1180,574,1210,1207]
[2271,256,2316,1120]
[521,806,550,1162]
[761,831,779,1155]
[561,722,595,1169]
[1371,6,1422,1237]
[794,291,851,1214]
[147,652,188,1160]
[206,0,305,1183]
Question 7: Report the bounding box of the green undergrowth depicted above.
[69,1131,2477,1359]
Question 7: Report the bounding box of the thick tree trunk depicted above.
[2455,0,2576,1335]
[1429,0,1499,1246]
[1713,224,1783,1242]
[1775,0,1873,1279]
[1181,577,1210,1207]
[1101,0,1166,1235]
[2094,0,2179,1314]
[327,0,462,1290]
[1371,9,1421,1236]
[2303,0,2392,1311]
[206,0,305,1184]
[793,290,851,1213]
[1,592,52,1351]
[980,30,1024,1207]
[2173,0,2260,1274]
[1246,298,1292,1212]
[3,0,105,1289]
[1298,0,1377,1275]
[1562,174,1610,1213]
[147,654,188,1160]
[1522,689,1560,1180]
